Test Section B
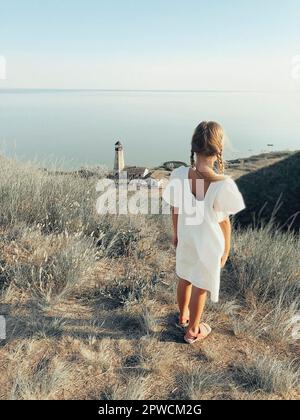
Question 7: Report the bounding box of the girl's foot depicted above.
[184,322,212,344]
[175,316,189,330]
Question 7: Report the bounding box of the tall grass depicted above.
[1,228,97,304]
[227,224,300,343]
[230,225,299,305]
[10,357,76,400]
[0,157,99,233]
[233,355,299,396]
[177,365,226,400]
[1,156,299,400]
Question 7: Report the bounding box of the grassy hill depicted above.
[235,152,300,231]
[0,155,299,400]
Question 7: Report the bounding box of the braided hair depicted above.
[190,150,196,168]
[217,150,224,174]
[190,121,225,178]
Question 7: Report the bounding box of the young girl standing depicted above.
[163,121,246,344]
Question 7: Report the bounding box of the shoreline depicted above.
[45,150,299,181]
[1,149,298,181]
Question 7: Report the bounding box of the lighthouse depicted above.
[114,141,125,176]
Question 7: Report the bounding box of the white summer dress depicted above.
[162,166,246,303]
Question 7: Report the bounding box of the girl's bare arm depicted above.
[171,206,179,247]
[219,217,231,267]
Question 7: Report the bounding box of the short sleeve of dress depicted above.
[162,167,182,208]
[214,178,246,222]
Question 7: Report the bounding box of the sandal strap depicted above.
[185,323,211,340]
[185,331,199,340]
[200,322,211,334]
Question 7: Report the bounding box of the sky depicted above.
[0,0,299,90]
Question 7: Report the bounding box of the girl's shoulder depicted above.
[209,175,230,191]
[224,176,239,186]
[212,176,241,199]
[214,175,235,186]
[168,168,237,186]
[214,175,246,217]
[169,165,189,179]
[214,175,243,199]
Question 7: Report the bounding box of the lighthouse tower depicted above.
[114,141,125,176]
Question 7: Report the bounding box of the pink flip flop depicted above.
[184,322,212,344]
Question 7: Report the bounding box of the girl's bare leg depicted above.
[187,287,207,335]
[177,278,192,323]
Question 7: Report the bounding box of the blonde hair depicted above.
[190,121,225,179]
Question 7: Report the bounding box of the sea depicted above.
[0,89,299,169]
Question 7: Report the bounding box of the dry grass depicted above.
[0,157,299,400]
[232,355,299,397]
[176,365,227,400]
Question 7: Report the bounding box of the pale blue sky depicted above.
[0,0,299,89]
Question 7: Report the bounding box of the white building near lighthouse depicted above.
[111,141,168,190]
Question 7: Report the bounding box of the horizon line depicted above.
[0,87,299,94]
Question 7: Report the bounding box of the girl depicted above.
[163,121,246,344]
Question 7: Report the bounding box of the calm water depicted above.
[0,89,299,169]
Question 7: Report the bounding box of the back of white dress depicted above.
[163,166,246,302]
